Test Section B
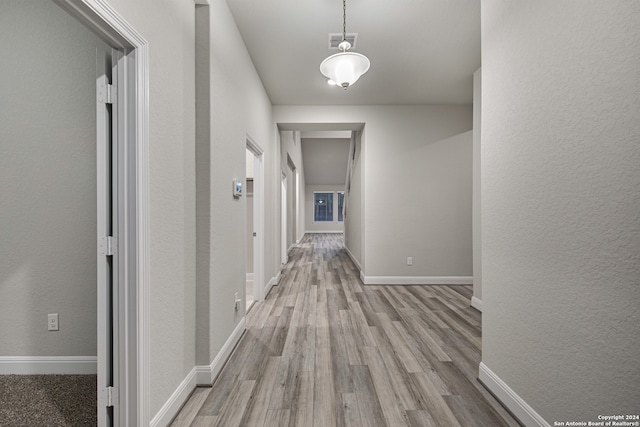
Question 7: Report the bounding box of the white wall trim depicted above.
[195,317,246,385]
[361,276,473,285]
[305,230,343,234]
[246,273,254,281]
[0,356,97,375]
[266,271,281,298]
[471,296,483,312]
[478,362,550,427]
[344,245,362,271]
[149,367,197,427]
[150,318,246,426]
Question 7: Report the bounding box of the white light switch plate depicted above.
[48,313,59,331]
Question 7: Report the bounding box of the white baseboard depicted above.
[304,230,343,234]
[150,367,197,427]
[478,362,550,427]
[0,356,97,375]
[266,273,279,296]
[265,271,281,296]
[344,245,362,271]
[151,318,246,427]
[195,317,246,386]
[361,276,473,285]
[471,296,483,311]
[246,273,254,281]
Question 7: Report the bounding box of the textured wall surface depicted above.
[482,1,640,422]
[0,0,109,357]
[206,0,275,367]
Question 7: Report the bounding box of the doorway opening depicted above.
[0,0,147,424]
[281,172,288,265]
[246,137,264,309]
[53,1,150,425]
[286,155,298,249]
[245,149,255,311]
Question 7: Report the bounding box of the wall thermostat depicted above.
[233,178,243,198]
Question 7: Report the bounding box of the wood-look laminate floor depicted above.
[171,234,520,427]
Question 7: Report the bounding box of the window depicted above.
[314,192,334,222]
[313,191,345,223]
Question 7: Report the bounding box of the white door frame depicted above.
[54,1,149,425]
[246,135,265,301]
[281,171,288,265]
[295,171,300,243]
[96,65,117,426]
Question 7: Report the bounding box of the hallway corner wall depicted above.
[344,130,364,271]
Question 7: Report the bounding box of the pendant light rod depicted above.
[338,0,351,52]
[343,0,347,42]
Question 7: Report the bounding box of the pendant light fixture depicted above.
[320,0,370,89]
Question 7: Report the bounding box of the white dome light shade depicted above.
[320,51,370,89]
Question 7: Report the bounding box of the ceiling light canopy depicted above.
[320,0,370,89]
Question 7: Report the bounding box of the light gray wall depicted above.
[482,1,640,422]
[301,138,350,185]
[195,4,211,369]
[204,0,276,378]
[344,131,364,269]
[274,106,473,279]
[366,128,471,278]
[472,68,482,307]
[306,185,346,233]
[0,0,111,357]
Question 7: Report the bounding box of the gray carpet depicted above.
[0,375,96,426]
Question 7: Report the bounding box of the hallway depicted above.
[171,234,519,426]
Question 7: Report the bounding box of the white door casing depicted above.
[281,172,288,266]
[96,66,118,426]
[246,136,265,301]
[55,0,150,425]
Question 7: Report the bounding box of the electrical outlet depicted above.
[234,292,240,311]
[48,313,59,331]
[407,257,413,266]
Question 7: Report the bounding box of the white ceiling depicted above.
[301,138,351,185]
[226,0,481,106]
